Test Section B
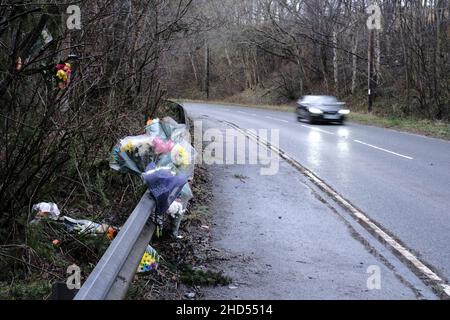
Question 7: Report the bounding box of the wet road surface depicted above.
[183,102,450,299]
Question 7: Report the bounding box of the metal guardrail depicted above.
[74,101,188,300]
[74,192,156,300]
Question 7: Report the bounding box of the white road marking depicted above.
[220,107,414,161]
[301,125,335,135]
[225,121,450,298]
[300,125,414,160]
[353,139,413,160]
[238,110,259,117]
[264,116,289,123]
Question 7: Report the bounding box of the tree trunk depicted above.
[375,30,381,86]
[351,30,359,94]
[368,29,375,112]
[189,51,198,85]
[333,30,339,95]
[204,42,210,99]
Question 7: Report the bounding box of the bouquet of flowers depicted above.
[109,117,197,230]
[137,245,160,273]
[110,135,158,174]
[55,62,72,89]
[110,117,196,175]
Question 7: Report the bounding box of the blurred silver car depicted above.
[296,95,350,124]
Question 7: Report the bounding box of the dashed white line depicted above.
[224,109,414,161]
[238,110,258,117]
[299,124,414,160]
[264,116,289,123]
[301,125,335,135]
[353,139,413,160]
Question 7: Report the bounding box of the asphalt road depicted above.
[182,102,450,290]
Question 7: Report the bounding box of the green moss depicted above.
[180,267,232,286]
[185,205,209,222]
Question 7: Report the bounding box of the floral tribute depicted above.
[55,62,72,89]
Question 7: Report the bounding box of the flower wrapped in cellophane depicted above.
[137,245,160,273]
[111,117,197,175]
[110,134,158,174]
[55,62,72,89]
[109,117,196,231]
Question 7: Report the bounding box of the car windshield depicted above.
[301,96,338,104]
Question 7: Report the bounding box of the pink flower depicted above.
[56,64,65,70]
[153,137,174,154]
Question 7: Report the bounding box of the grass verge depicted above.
[348,113,450,140]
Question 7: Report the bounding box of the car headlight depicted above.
[309,107,323,114]
[339,109,350,115]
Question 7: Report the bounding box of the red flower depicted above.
[56,64,65,70]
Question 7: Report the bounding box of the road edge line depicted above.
[224,120,450,299]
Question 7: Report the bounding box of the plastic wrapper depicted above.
[145,118,167,140]
[179,183,194,205]
[110,135,157,174]
[63,216,118,240]
[111,118,197,176]
[162,117,188,140]
[168,201,185,218]
[167,200,186,238]
[110,117,197,228]
[137,245,160,273]
[142,163,188,225]
[171,141,197,176]
[153,136,174,154]
[32,202,61,220]
[146,117,185,141]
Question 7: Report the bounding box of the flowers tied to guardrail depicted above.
[110,117,197,234]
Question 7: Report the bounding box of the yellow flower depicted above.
[65,63,71,68]
[120,141,134,153]
[57,69,68,81]
[176,146,189,166]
